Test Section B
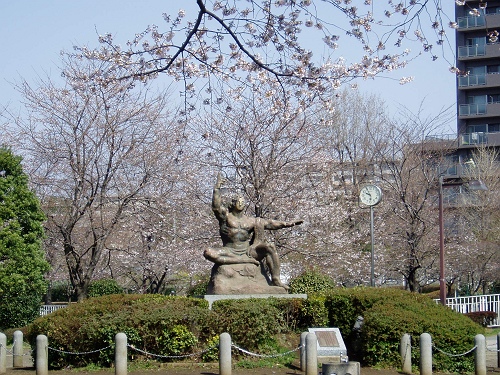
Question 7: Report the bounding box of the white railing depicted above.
[39,304,68,316]
[441,294,500,327]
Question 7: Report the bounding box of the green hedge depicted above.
[27,294,212,368]
[25,289,484,372]
[324,287,482,372]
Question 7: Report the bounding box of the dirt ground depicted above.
[4,361,500,375]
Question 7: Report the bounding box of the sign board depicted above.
[308,327,347,358]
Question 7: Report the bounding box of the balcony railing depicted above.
[458,73,486,87]
[461,132,488,144]
[458,44,486,58]
[459,103,487,116]
[458,15,486,28]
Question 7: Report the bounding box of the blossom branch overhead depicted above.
[71,0,458,99]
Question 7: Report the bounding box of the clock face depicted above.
[359,184,382,206]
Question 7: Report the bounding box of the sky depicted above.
[0,1,458,133]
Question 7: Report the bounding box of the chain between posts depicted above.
[432,343,477,357]
[29,340,302,361]
[127,344,216,359]
[0,342,31,356]
[486,344,500,352]
[48,346,112,355]
[231,343,303,358]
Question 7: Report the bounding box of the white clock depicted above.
[359,184,382,206]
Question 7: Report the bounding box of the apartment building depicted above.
[454,0,500,168]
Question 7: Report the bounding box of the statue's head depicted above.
[229,195,245,212]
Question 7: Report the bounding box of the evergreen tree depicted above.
[0,146,49,329]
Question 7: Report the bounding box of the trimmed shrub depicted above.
[25,287,484,372]
[288,269,335,294]
[87,279,123,297]
[46,281,73,302]
[465,311,497,327]
[186,279,209,297]
[0,291,42,330]
[324,287,483,372]
[211,298,286,351]
[27,294,212,368]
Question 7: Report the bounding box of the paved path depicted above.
[487,335,499,368]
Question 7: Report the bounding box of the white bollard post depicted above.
[36,335,48,375]
[401,333,412,374]
[419,333,432,375]
[115,332,127,375]
[13,330,23,368]
[305,332,317,375]
[300,331,308,372]
[474,334,486,375]
[219,332,231,375]
[0,333,6,374]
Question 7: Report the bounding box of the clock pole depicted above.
[359,184,381,287]
[370,205,375,287]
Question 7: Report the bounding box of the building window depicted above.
[467,37,486,46]
[467,95,487,104]
[466,124,487,133]
[489,123,500,132]
[488,94,500,103]
[488,64,500,73]
[486,6,500,14]
[466,124,500,133]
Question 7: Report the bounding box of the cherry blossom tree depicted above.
[445,146,500,295]
[372,108,455,291]
[71,0,459,110]
[6,58,184,301]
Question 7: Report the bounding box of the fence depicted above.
[39,304,67,316]
[1,330,498,375]
[442,294,500,327]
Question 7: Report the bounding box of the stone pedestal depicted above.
[321,362,360,375]
[206,262,287,295]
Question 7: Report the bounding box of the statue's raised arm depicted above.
[212,172,227,221]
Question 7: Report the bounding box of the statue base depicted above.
[206,262,287,295]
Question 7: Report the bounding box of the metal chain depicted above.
[432,344,477,357]
[0,343,13,355]
[486,344,500,352]
[0,342,31,355]
[127,344,215,359]
[231,343,302,358]
[48,346,112,355]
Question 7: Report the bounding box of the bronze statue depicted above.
[204,173,303,292]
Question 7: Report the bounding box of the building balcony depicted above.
[459,103,487,116]
[458,15,486,29]
[458,43,500,60]
[425,132,500,148]
[459,102,500,118]
[458,73,500,89]
[457,12,500,30]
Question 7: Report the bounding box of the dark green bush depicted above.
[88,279,123,297]
[26,287,484,372]
[288,269,335,294]
[27,294,212,368]
[212,298,286,351]
[324,287,483,372]
[186,279,209,297]
[465,311,497,327]
[0,291,42,330]
[46,281,73,302]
